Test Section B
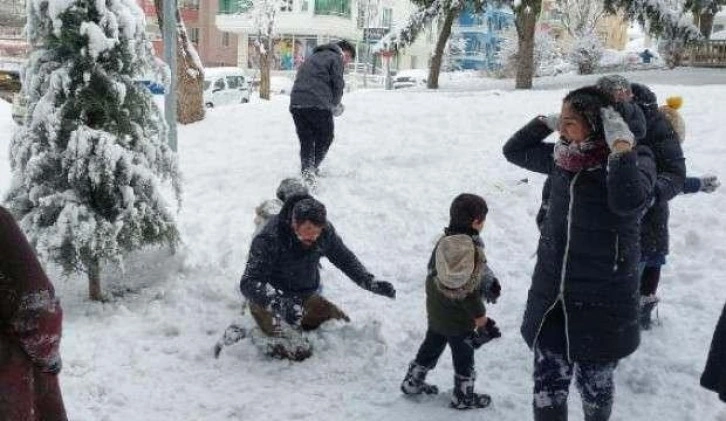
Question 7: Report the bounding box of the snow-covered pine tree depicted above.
[7,0,181,300]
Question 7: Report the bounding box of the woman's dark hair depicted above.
[449,193,488,230]
[292,197,327,226]
[337,39,356,60]
[563,86,614,140]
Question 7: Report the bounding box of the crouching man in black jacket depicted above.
[239,194,396,361]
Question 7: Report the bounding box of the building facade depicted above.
[215,0,434,73]
[450,5,513,71]
[138,0,238,67]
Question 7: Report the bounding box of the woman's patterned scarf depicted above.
[553,137,610,172]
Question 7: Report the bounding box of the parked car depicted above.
[11,92,27,126]
[391,71,427,89]
[203,67,251,108]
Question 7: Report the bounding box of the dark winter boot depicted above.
[583,401,612,421]
[400,362,439,395]
[449,373,491,410]
[534,404,568,421]
[639,294,659,330]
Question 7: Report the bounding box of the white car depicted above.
[203,67,251,108]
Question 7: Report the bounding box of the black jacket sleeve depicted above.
[331,55,345,106]
[323,224,375,290]
[239,234,281,307]
[607,145,657,217]
[503,118,556,175]
[650,118,686,203]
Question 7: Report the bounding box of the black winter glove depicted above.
[482,277,501,304]
[465,318,502,349]
[368,279,396,299]
[270,295,304,327]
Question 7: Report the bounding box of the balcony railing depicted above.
[314,0,350,17]
[218,0,253,14]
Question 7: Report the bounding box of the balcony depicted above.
[314,0,350,18]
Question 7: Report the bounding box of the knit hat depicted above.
[434,235,481,300]
[276,178,309,202]
[659,96,686,142]
[596,74,631,101]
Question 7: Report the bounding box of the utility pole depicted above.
[363,0,370,88]
[163,0,178,152]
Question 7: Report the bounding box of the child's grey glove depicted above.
[600,106,635,150]
[540,113,560,132]
[700,175,721,193]
[332,103,345,117]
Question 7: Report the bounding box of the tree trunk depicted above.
[514,0,541,90]
[699,11,715,39]
[427,7,459,90]
[258,38,272,100]
[88,257,102,301]
[153,0,205,124]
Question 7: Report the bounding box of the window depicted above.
[280,0,293,12]
[213,78,225,91]
[226,76,239,89]
[382,8,392,28]
[189,27,200,43]
[222,32,230,47]
[314,0,351,17]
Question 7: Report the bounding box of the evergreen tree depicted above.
[7,0,181,300]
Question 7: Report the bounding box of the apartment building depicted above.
[215,0,434,73]
[138,0,238,67]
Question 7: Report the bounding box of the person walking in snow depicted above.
[289,39,356,187]
[0,206,67,421]
[239,194,395,361]
[400,193,502,410]
[503,86,656,421]
[701,301,726,403]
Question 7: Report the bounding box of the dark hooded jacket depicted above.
[504,118,656,362]
[289,43,345,111]
[701,301,726,402]
[0,206,67,421]
[631,83,687,259]
[239,194,375,307]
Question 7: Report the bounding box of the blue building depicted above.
[451,5,513,71]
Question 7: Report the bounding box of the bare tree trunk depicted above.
[515,0,541,90]
[427,7,459,89]
[257,36,272,100]
[154,0,205,124]
[699,11,715,39]
[88,257,102,301]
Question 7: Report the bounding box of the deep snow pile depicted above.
[1,71,726,420]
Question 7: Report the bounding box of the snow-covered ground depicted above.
[1,69,726,420]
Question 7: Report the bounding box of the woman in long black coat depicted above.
[702,302,726,403]
[503,87,656,421]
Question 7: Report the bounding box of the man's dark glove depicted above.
[465,318,501,349]
[368,279,396,299]
[700,175,720,193]
[270,295,304,327]
[482,277,501,304]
